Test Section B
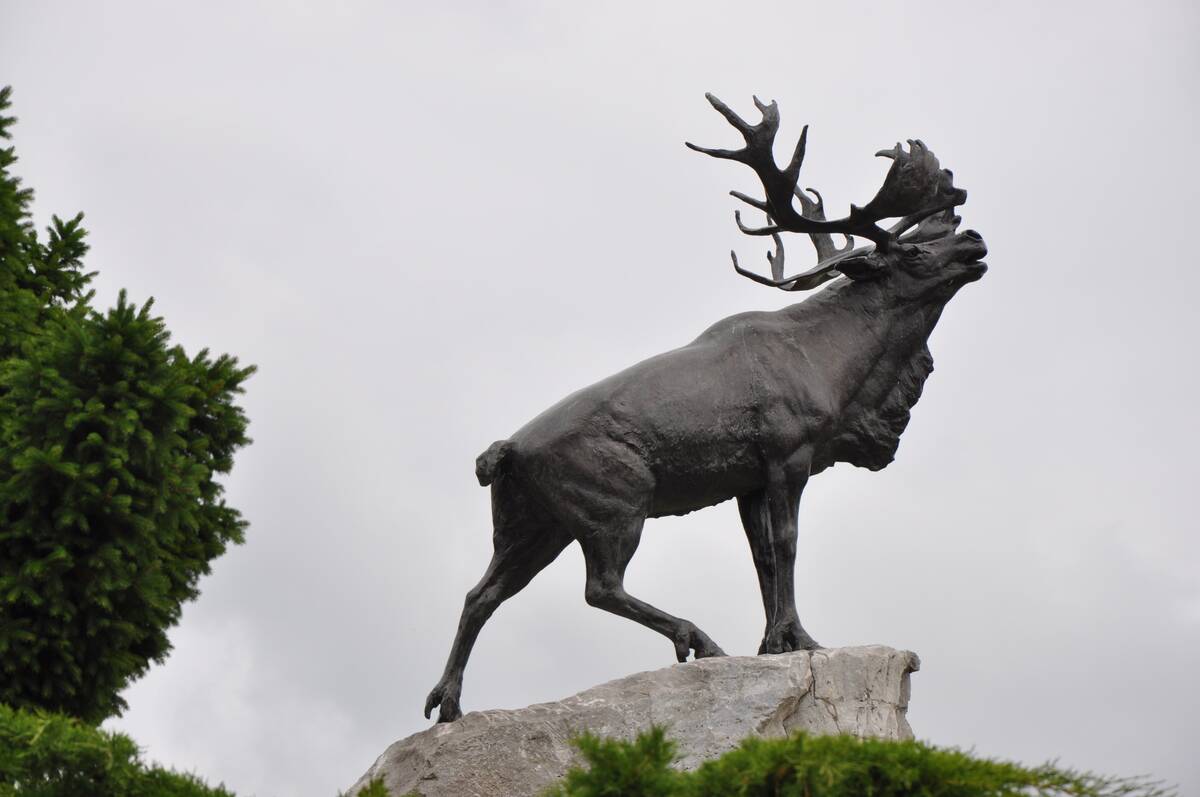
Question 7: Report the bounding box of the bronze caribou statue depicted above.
[424,94,988,723]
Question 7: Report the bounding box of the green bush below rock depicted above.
[543,727,1174,797]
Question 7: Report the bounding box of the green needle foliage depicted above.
[0,703,235,796]
[0,85,256,723]
[543,729,1174,797]
[548,727,687,797]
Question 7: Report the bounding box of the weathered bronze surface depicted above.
[425,95,987,723]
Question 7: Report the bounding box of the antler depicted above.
[794,187,855,262]
[731,228,876,292]
[687,94,967,290]
[731,189,861,291]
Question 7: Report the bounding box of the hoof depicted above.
[436,699,463,723]
[674,624,726,661]
[424,681,463,723]
[758,620,819,654]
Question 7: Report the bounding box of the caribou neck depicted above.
[778,278,948,415]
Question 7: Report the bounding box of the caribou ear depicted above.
[835,252,888,281]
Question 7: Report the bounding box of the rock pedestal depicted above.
[349,645,919,797]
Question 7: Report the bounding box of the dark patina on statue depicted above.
[424,94,988,723]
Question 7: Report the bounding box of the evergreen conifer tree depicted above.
[0,86,256,724]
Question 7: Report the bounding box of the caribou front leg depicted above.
[737,467,820,654]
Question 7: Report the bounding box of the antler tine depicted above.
[794,187,855,261]
[733,211,867,292]
[730,214,788,282]
[859,138,967,230]
[734,210,783,236]
[731,243,872,292]
[683,95,758,161]
[766,231,785,281]
[884,165,966,239]
[708,92,757,135]
[763,215,785,281]
[730,191,770,213]
[896,208,962,243]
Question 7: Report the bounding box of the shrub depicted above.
[544,728,1174,797]
[0,703,234,796]
[0,85,255,723]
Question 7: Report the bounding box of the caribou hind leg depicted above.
[737,471,821,654]
[578,517,726,661]
[424,522,572,723]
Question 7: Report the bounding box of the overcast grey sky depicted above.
[3,2,1198,795]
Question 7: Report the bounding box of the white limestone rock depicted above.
[348,645,919,797]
